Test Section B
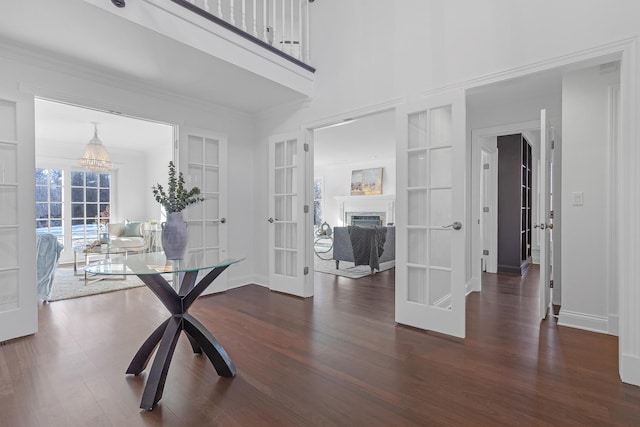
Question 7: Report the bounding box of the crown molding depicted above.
[0,40,253,121]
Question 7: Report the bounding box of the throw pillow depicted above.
[108,222,125,237]
[122,221,143,237]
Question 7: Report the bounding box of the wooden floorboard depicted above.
[1,266,639,426]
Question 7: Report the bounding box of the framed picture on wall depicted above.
[350,167,383,195]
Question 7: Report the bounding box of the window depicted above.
[70,171,111,247]
[314,177,323,226]
[35,168,63,243]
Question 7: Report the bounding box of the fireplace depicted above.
[345,211,386,227]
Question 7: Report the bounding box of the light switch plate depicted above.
[572,192,584,206]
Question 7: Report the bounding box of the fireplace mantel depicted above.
[334,194,396,203]
[335,194,396,226]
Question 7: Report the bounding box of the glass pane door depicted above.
[396,91,466,338]
[181,128,227,294]
[268,132,309,297]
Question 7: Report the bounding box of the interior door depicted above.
[179,127,228,295]
[539,109,552,319]
[268,131,311,297]
[396,91,466,338]
[0,88,37,342]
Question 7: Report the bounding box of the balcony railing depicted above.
[171,0,314,71]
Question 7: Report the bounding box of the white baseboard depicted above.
[531,247,540,264]
[608,314,619,336]
[621,353,640,387]
[557,310,609,334]
[227,275,268,290]
[468,277,481,293]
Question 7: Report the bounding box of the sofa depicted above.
[333,226,395,272]
[36,233,64,302]
[107,221,147,252]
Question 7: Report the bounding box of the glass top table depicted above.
[85,251,244,276]
[86,252,245,410]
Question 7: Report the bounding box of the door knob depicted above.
[220,217,226,224]
[268,217,274,223]
[535,223,546,230]
[442,221,462,230]
[547,223,553,230]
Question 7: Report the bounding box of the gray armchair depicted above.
[36,233,64,302]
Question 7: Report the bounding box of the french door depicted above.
[267,131,312,297]
[0,88,37,342]
[179,127,228,295]
[395,91,466,338]
[538,109,553,319]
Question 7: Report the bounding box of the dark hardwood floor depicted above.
[1,266,639,426]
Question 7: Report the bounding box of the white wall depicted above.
[146,139,174,222]
[3,49,257,285]
[559,65,620,334]
[315,158,395,227]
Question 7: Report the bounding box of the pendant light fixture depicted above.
[79,122,113,172]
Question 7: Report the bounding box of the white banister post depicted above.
[203,0,210,12]
[281,0,285,53]
[252,0,257,36]
[305,0,310,62]
[230,0,236,26]
[297,0,302,59]
[263,0,268,41]
[272,0,276,45]
[289,0,294,56]
[217,0,222,18]
[241,0,247,32]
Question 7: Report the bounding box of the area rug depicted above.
[314,250,395,279]
[48,268,146,302]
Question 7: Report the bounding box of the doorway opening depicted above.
[35,97,174,301]
[311,109,397,288]
[467,57,621,329]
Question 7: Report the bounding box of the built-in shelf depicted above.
[497,134,532,275]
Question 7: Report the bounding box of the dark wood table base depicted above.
[125,266,236,410]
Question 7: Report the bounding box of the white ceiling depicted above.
[0,0,307,113]
[35,98,173,156]
[467,69,563,111]
[314,110,396,167]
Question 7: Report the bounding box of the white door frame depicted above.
[478,143,498,274]
[460,38,637,384]
[302,102,400,295]
[470,120,542,292]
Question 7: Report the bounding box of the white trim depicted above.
[1,43,252,121]
[558,310,609,334]
[609,315,620,336]
[250,274,269,288]
[425,38,631,97]
[606,84,620,339]
[621,354,640,385]
[227,275,266,290]
[302,98,402,131]
[617,38,639,385]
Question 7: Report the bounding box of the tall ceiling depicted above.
[0,0,307,113]
[35,98,173,158]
